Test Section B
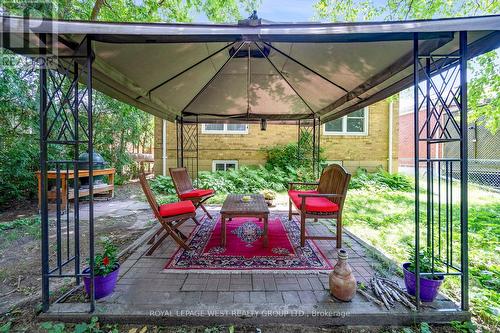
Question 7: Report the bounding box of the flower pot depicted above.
[402,262,443,302]
[82,264,120,299]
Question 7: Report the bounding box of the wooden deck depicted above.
[42,210,469,327]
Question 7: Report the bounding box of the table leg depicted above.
[263,215,269,247]
[61,176,67,212]
[221,215,227,247]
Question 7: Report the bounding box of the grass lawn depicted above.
[341,182,499,330]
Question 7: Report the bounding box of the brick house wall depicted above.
[399,109,442,167]
[153,100,399,175]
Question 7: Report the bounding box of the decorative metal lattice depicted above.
[413,32,469,310]
[298,118,321,177]
[177,116,199,185]
[39,37,96,312]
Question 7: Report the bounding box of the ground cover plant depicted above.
[342,181,499,330]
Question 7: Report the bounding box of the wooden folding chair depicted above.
[139,173,199,255]
[169,167,216,219]
[288,164,351,248]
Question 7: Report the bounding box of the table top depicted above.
[220,194,269,215]
[35,168,115,177]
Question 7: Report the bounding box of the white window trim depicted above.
[202,124,248,134]
[323,107,369,136]
[212,160,238,172]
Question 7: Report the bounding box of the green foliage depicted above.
[0,216,41,249]
[0,322,12,333]
[0,0,258,206]
[450,321,478,333]
[349,168,413,191]
[343,186,500,329]
[407,248,443,279]
[469,51,500,134]
[40,322,66,333]
[87,238,118,276]
[0,216,40,231]
[419,322,432,333]
[265,131,324,171]
[40,317,117,333]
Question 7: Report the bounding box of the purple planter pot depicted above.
[402,262,444,302]
[83,264,120,300]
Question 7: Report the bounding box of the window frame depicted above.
[323,107,369,136]
[212,160,238,172]
[201,123,249,134]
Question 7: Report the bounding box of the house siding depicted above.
[154,100,398,175]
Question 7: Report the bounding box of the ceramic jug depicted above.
[329,248,357,301]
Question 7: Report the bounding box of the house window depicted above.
[212,160,238,172]
[202,123,248,134]
[323,108,368,135]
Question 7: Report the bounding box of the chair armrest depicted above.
[297,193,344,198]
[288,182,319,190]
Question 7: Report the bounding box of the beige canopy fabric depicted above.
[1,15,500,123]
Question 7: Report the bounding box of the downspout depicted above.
[388,101,394,174]
[162,119,167,176]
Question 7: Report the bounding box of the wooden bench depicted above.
[36,168,115,211]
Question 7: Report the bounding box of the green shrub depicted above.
[150,165,316,196]
[349,168,412,191]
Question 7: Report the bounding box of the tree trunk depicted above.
[90,0,105,20]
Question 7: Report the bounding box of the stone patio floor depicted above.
[45,210,469,326]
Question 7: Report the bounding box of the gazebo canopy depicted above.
[2,15,500,122]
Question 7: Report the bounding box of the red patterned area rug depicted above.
[163,213,333,273]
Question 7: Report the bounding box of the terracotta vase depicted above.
[329,249,357,301]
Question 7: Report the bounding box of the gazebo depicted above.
[1,13,499,323]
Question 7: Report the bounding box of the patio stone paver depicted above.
[217,291,234,303]
[265,291,284,304]
[281,291,300,304]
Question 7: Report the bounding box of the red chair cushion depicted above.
[159,200,195,217]
[179,189,215,200]
[288,190,339,213]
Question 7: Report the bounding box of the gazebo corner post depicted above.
[73,61,80,286]
[313,117,316,176]
[39,33,50,313]
[459,30,469,312]
[86,37,96,313]
[412,32,421,310]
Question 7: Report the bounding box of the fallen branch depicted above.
[357,288,384,307]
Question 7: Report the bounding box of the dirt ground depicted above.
[0,182,156,330]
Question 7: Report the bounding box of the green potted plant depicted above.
[402,248,444,302]
[83,238,120,299]
[260,189,277,207]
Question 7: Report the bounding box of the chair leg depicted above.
[199,203,212,219]
[300,214,306,247]
[146,233,168,256]
[192,216,200,225]
[160,221,191,251]
[148,227,163,245]
[288,199,292,221]
[336,215,342,249]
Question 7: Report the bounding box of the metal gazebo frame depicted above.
[36,31,470,314]
[3,14,498,314]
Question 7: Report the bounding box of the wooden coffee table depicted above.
[220,194,270,247]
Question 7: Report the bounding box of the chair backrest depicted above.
[169,167,194,196]
[139,172,162,220]
[317,164,351,210]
